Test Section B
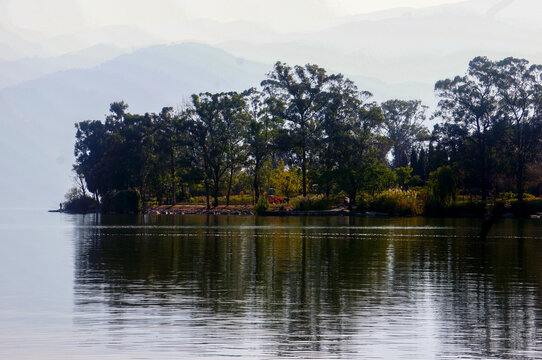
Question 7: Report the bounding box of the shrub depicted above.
[498,192,536,202]
[498,192,518,202]
[102,189,142,214]
[356,193,370,212]
[510,199,542,218]
[63,186,98,213]
[369,189,421,216]
[395,167,413,188]
[427,166,457,206]
[226,194,253,205]
[448,201,486,217]
[63,195,98,213]
[424,200,487,217]
[254,195,269,214]
[408,175,424,188]
[424,197,444,216]
[290,195,332,211]
[493,200,508,215]
[270,160,302,197]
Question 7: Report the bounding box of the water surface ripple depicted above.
[1,211,542,359]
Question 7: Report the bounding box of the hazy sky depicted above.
[2,0,467,34]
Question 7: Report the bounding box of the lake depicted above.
[1,210,542,359]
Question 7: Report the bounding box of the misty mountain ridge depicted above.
[0,44,127,90]
[0,43,267,208]
[218,0,542,83]
[3,0,541,86]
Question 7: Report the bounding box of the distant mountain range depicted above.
[0,43,268,208]
[2,0,541,208]
[0,44,127,90]
[216,0,542,83]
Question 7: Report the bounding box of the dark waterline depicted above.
[1,211,542,359]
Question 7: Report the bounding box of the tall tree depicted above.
[328,94,387,208]
[73,119,109,200]
[492,57,542,201]
[434,57,501,201]
[189,92,245,208]
[153,107,195,204]
[242,88,282,203]
[317,74,365,197]
[381,99,429,169]
[221,93,248,206]
[261,62,330,196]
[74,102,157,204]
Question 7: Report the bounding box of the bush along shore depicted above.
[61,189,542,219]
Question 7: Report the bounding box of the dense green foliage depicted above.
[63,195,98,213]
[290,195,333,211]
[369,189,422,216]
[433,57,542,201]
[101,190,142,214]
[254,196,270,214]
[71,57,542,213]
[62,186,98,213]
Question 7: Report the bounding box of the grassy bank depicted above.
[64,189,542,218]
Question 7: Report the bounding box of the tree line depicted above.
[71,56,542,210]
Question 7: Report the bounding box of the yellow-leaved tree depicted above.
[270,160,302,198]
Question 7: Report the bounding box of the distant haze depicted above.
[2,1,466,36]
[1,0,541,208]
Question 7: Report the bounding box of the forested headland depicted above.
[65,56,542,217]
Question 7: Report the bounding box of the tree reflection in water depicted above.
[73,215,542,358]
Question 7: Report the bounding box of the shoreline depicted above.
[145,204,256,216]
[144,204,363,216]
[50,204,542,219]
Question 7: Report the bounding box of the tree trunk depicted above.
[302,145,307,197]
[516,121,524,202]
[481,140,487,202]
[171,178,176,205]
[348,174,356,210]
[204,179,210,210]
[301,118,307,197]
[139,185,146,213]
[171,152,176,205]
[213,181,219,208]
[348,191,356,211]
[253,171,259,204]
[226,166,233,206]
[517,159,525,202]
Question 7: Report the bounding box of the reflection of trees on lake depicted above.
[73,215,542,357]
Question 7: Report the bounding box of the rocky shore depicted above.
[143,204,380,217]
[54,204,542,219]
[145,204,256,215]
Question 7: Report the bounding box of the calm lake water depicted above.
[1,210,542,359]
